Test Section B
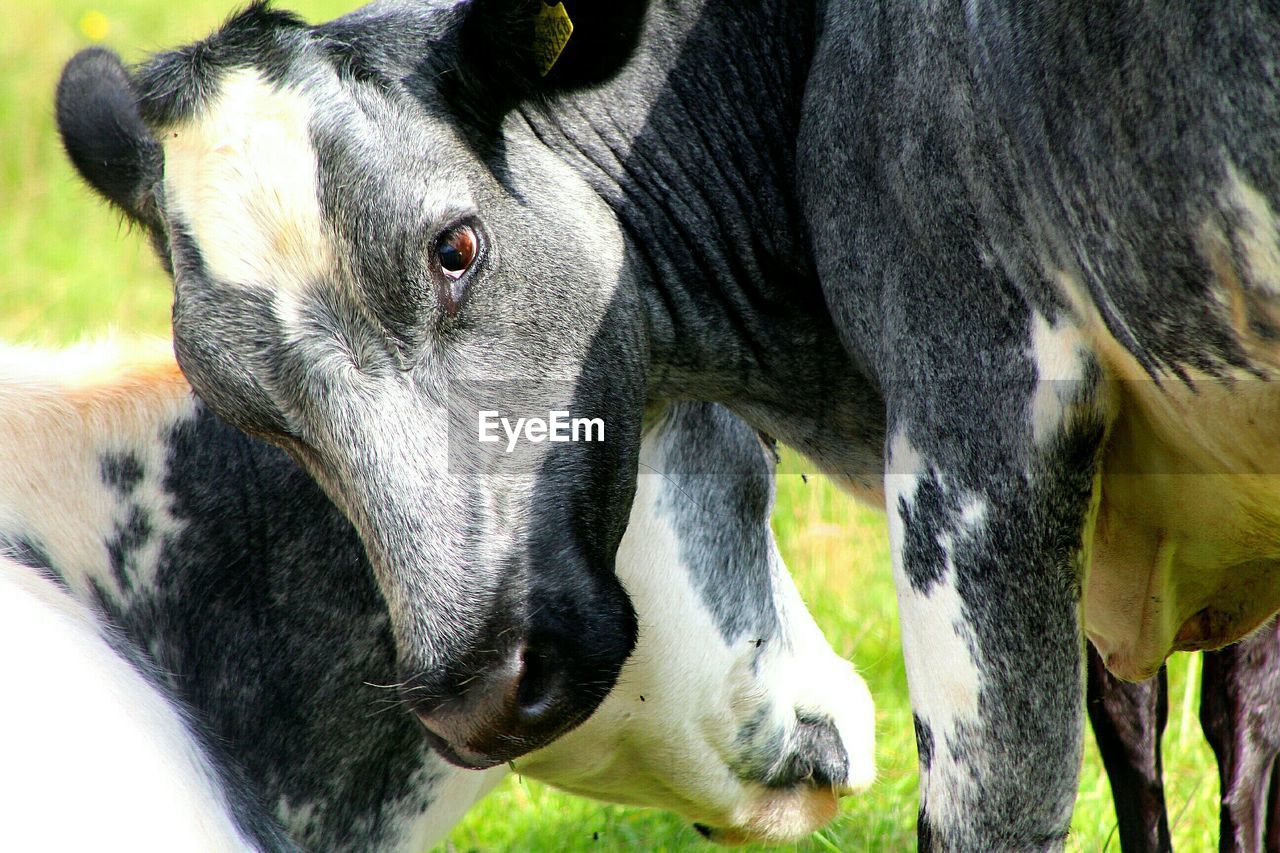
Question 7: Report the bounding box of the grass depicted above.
[0,1,1224,849]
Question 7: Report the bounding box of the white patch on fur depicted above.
[1224,163,1280,296]
[274,799,316,843]
[885,431,983,828]
[0,560,252,850]
[0,339,192,603]
[895,565,984,828]
[958,495,988,531]
[162,68,334,293]
[761,535,877,794]
[885,431,925,607]
[1029,312,1088,445]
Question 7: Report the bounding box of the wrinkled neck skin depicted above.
[519,0,886,497]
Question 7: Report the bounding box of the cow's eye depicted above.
[436,224,478,280]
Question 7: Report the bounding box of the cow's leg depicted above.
[1085,643,1171,853]
[885,315,1106,850]
[1200,620,1280,853]
[1265,758,1280,852]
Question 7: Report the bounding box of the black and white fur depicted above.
[0,340,873,848]
[54,1,1280,846]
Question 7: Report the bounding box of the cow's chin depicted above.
[693,785,843,847]
[515,743,856,846]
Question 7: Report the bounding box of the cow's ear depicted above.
[56,48,163,228]
[456,0,647,107]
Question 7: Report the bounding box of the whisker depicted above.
[363,680,408,691]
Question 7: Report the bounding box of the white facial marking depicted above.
[163,68,334,293]
[1029,312,1088,446]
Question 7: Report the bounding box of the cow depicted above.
[55,0,1280,846]
[0,338,874,849]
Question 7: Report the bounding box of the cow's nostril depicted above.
[516,644,563,718]
[409,637,595,768]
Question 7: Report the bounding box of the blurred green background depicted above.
[0,1,1223,849]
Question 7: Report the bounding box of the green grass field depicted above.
[0,1,1225,849]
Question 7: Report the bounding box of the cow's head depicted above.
[56,2,657,766]
[518,402,875,844]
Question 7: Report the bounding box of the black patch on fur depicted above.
[918,807,936,852]
[898,473,961,595]
[1,534,52,571]
[105,504,152,594]
[0,534,66,590]
[914,714,934,773]
[100,451,144,494]
[80,577,300,852]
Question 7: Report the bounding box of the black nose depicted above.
[767,714,850,789]
[408,641,594,769]
[402,547,638,768]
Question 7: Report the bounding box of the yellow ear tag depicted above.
[533,2,574,77]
